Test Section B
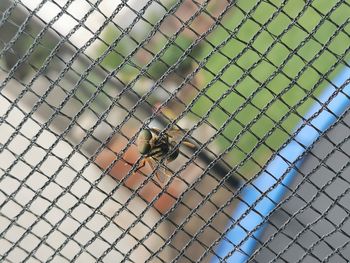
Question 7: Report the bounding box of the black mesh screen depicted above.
[0,0,349,262]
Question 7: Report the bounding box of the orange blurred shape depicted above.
[95,136,188,214]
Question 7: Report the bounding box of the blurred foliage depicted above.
[190,0,350,178]
[3,0,348,181]
[0,14,58,79]
[99,25,201,81]
[97,0,349,179]
[146,34,202,79]
[98,27,139,81]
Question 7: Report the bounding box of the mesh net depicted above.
[0,0,350,262]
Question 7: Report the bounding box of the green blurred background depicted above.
[98,0,350,179]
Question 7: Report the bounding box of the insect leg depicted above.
[134,159,146,173]
[182,140,196,148]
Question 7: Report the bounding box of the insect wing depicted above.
[150,128,192,146]
[167,128,186,144]
[167,128,196,148]
[146,158,171,184]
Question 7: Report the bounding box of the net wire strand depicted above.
[0,1,241,262]
[145,2,350,260]
[0,0,344,196]
[14,0,254,262]
[159,6,350,262]
[174,79,350,263]
[233,107,350,263]
[0,0,348,256]
[198,82,350,262]
[0,0,348,262]
[0,0,348,125]
[0,1,141,113]
[206,43,350,262]
[295,165,350,262]
[22,0,249,262]
[0,4,241,262]
[0,0,180,260]
[0,57,180,256]
[75,0,294,260]
[46,0,242,191]
[0,0,219,198]
[0,0,330,186]
[0,9,344,263]
[0,12,180,263]
[0,122,171,262]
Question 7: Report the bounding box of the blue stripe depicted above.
[212,65,350,262]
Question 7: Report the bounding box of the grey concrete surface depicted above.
[253,112,350,263]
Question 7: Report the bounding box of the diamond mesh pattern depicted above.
[0,0,349,262]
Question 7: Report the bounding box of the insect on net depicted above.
[0,0,350,262]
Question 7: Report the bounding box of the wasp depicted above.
[135,128,195,184]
